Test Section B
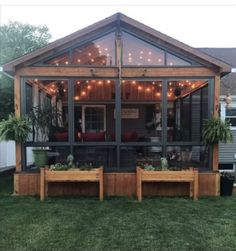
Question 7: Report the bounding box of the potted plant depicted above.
[0,114,31,143]
[29,102,62,168]
[202,117,233,145]
[220,172,235,196]
[202,116,234,195]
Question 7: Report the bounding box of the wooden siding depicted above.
[219,132,236,164]
[14,171,219,197]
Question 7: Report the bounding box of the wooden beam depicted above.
[212,75,220,171]
[16,66,216,78]
[17,67,118,77]
[122,67,216,77]
[14,74,22,172]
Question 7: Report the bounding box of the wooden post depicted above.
[212,75,220,171]
[40,168,45,201]
[193,169,199,200]
[99,167,104,201]
[14,74,22,172]
[136,167,142,202]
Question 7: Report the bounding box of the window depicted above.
[82,105,106,132]
[122,32,165,66]
[225,106,236,127]
[166,53,191,66]
[72,33,115,66]
[44,53,70,66]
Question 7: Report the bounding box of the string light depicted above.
[74,96,80,100]
[138,86,143,91]
[156,92,161,97]
[81,91,86,96]
[132,81,136,84]
[77,59,81,63]
[88,52,92,56]
[65,61,69,65]
[98,81,103,85]
[87,85,92,90]
[106,80,111,84]
[146,87,151,92]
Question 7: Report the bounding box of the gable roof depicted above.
[2,12,231,75]
[197,48,236,96]
[198,48,236,68]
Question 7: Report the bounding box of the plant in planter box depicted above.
[0,114,31,143]
[220,172,235,196]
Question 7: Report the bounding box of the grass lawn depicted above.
[0,175,236,251]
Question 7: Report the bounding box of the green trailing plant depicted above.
[0,114,31,143]
[202,117,233,145]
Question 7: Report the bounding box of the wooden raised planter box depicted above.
[40,167,103,201]
[136,167,199,201]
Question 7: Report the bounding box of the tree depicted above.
[0,21,52,120]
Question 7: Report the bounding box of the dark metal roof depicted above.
[198,48,236,68]
[2,13,231,75]
[198,48,236,95]
[220,72,236,95]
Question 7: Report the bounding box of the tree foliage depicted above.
[0,21,51,120]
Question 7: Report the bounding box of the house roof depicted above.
[2,13,231,75]
[198,48,236,68]
[197,48,236,96]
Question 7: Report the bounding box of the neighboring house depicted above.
[199,48,236,170]
[0,141,15,171]
[1,13,232,197]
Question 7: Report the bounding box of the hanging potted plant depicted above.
[202,117,233,145]
[0,114,31,143]
[202,116,234,196]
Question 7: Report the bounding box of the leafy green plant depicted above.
[49,163,69,171]
[29,102,62,142]
[0,114,31,143]
[79,163,95,171]
[202,117,233,145]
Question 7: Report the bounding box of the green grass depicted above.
[0,175,236,251]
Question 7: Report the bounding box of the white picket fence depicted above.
[0,141,16,170]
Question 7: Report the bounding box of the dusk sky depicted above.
[1,0,236,47]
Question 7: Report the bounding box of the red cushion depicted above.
[82,132,105,142]
[54,132,68,141]
[110,131,116,141]
[122,131,138,142]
